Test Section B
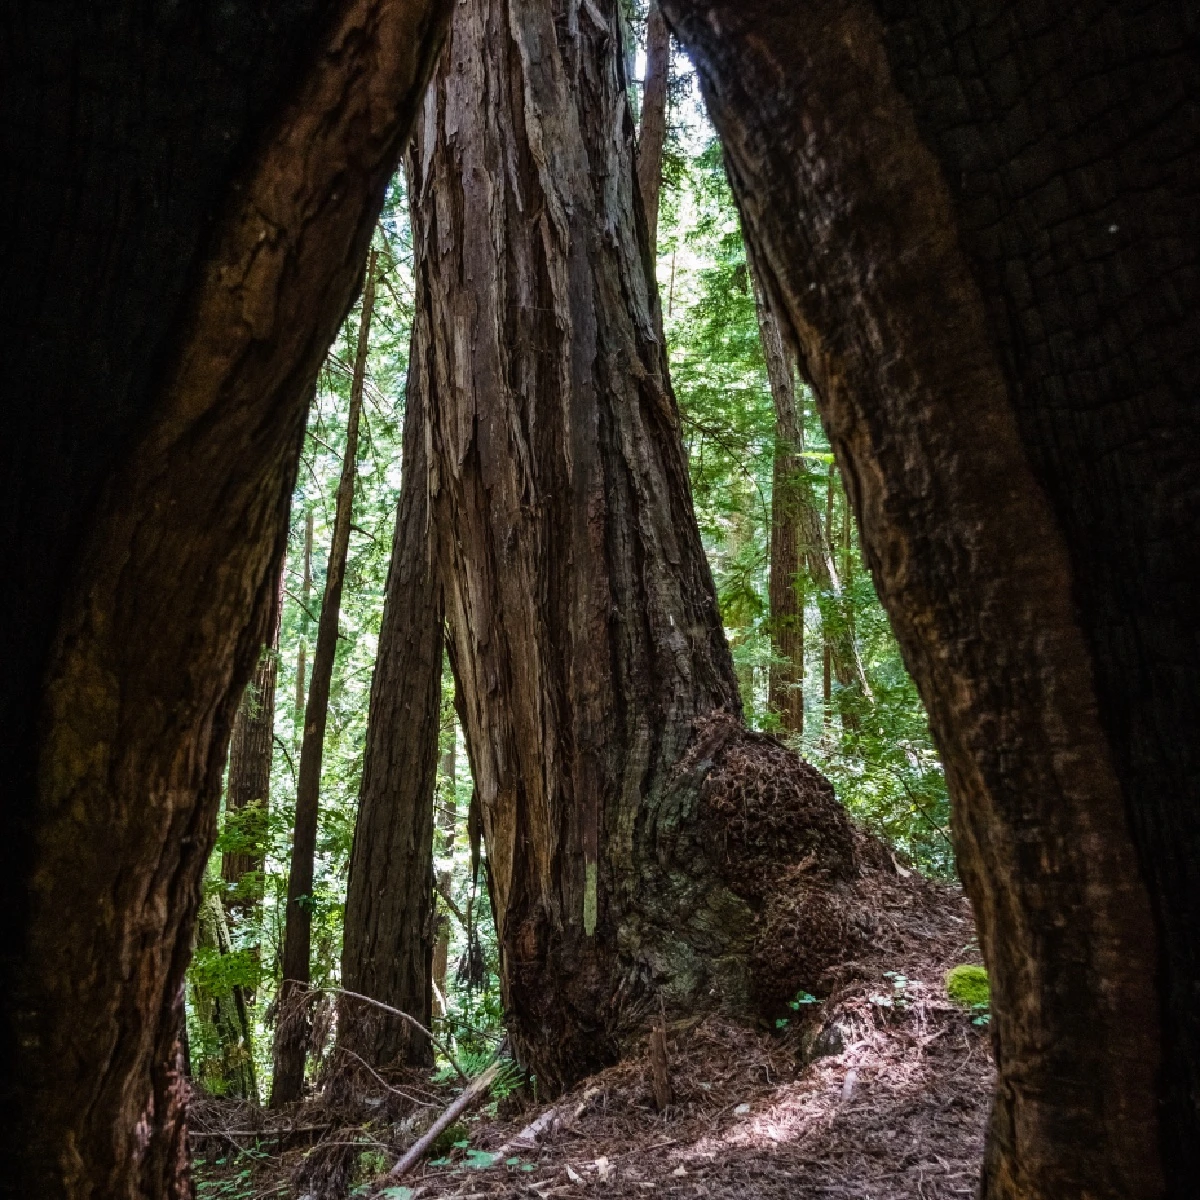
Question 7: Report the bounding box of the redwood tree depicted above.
[410,0,857,1090]
[222,597,282,915]
[273,249,379,1104]
[664,0,1200,1194]
[636,0,672,258]
[340,324,443,1071]
[755,274,805,732]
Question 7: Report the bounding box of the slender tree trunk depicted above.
[666,0,1198,1192]
[295,509,314,748]
[755,275,803,733]
[273,249,378,1104]
[636,0,671,258]
[432,717,458,1012]
[411,0,856,1092]
[757,265,867,733]
[339,322,442,1071]
[190,892,257,1101]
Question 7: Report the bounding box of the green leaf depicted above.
[464,1150,496,1169]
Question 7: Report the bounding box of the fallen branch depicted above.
[492,1105,559,1159]
[318,986,468,1083]
[386,1059,504,1183]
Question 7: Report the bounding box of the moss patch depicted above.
[945,964,988,1008]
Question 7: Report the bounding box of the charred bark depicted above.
[340,340,442,1072]
[274,249,378,1105]
[0,1,450,1189]
[664,0,1199,1193]
[410,0,856,1092]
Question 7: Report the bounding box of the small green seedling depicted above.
[775,989,819,1028]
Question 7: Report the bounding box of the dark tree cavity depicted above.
[0,0,451,1191]
[663,0,1199,1195]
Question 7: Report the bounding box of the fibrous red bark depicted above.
[664,0,1198,1193]
[410,0,860,1091]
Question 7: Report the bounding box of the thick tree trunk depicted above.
[273,250,379,1105]
[339,338,442,1071]
[636,1,671,257]
[411,0,857,1092]
[190,893,257,1102]
[0,1,449,1191]
[665,0,1199,1194]
[755,275,803,733]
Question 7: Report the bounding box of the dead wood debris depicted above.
[191,871,989,1199]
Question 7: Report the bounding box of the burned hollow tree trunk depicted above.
[664,0,1200,1194]
[410,0,860,1092]
[273,249,378,1105]
[340,323,442,1072]
[0,1,450,1190]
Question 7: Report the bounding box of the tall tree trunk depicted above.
[665,0,1199,1193]
[295,508,314,748]
[222,573,282,914]
[411,0,856,1093]
[636,0,671,258]
[755,275,803,733]
[190,892,257,1101]
[432,715,458,1013]
[808,463,869,729]
[0,1,449,1189]
[339,328,442,1072]
[273,249,378,1105]
[756,266,867,733]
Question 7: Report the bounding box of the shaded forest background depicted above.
[185,49,953,1101]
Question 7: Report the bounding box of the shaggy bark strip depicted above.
[9,0,451,1192]
[409,0,867,1092]
[663,0,1194,1194]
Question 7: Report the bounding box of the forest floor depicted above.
[190,873,991,1200]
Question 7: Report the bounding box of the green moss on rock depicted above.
[945,964,989,1008]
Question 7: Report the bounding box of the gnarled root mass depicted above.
[636,712,914,1039]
